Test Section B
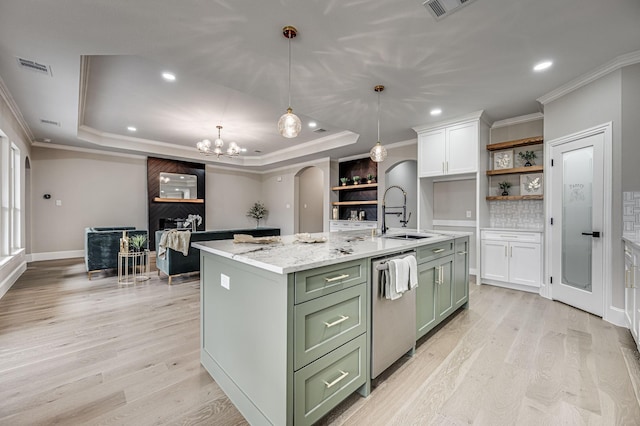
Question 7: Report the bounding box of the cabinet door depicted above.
[624,244,635,331]
[416,261,437,339]
[418,129,446,177]
[436,256,455,322]
[446,122,477,175]
[509,242,541,287]
[453,238,469,308]
[481,240,509,282]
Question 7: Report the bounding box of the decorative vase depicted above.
[367,180,372,184]
[501,190,509,196]
[342,182,346,186]
[524,161,532,167]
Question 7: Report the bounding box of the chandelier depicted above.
[277,25,302,138]
[369,85,387,162]
[196,125,243,158]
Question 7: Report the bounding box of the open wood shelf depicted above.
[153,197,204,204]
[331,183,378,191]
[332,200,378,206]
[486,136,544,151]
[486,195,543,201]
[486,165,543,176]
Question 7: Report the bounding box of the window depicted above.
[0,134,21,257]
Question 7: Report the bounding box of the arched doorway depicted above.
[384,160,417,229]
[295,166,324,233]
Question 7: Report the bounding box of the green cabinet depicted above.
[416,236,469,340]
[453,237,469,309]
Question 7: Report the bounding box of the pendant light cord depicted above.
[288,36,292,109]
[377,90,381,142]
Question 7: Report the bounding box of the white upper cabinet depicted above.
[415,114,481,178]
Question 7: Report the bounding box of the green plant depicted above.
[352,175,360,184]
[247,202,268,227]
[498,181,511,191]
[130,234,147,251]
[518,150,537,162]
[340,177,348,185]
[366,174,374,181]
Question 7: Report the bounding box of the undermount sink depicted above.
[383,233,433,240]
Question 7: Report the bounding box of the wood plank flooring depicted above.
[1,258,639,425]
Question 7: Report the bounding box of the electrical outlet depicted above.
[466,210,471,218]
[56,199,62,207]
[221,273,230,290]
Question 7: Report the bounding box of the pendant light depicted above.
[370,85,387,162]
[277,26,302,138]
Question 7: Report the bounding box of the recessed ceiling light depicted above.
[430,108,442,116]
[162,71,176,81]
[533,61,553,72]
[127,126,137,132]
[308,121,317,128]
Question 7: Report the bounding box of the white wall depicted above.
[205,165,262,229]
[622,63,640,192]
[297,166,324,233]
[544,69,624,310]
[30,147,148,255]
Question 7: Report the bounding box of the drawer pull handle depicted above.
[457,251,467,255]
[325,273,349,282]
[323,370,349,389]
[324,315,349,328]
[432,248,445,253]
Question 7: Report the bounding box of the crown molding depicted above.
[0,73,34,142]
[32,140,147,160]
[491,112,544,129]
[78,55,90,126]
[537,49,640,105]
[412,110,485,133]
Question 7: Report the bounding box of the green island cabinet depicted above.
[198,234,469,425]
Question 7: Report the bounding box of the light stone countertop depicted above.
[193,229,469,274]
[623,234,640,250]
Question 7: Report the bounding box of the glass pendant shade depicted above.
[278,107,302,138]
[370,141,387,162]
[370,85,387,162]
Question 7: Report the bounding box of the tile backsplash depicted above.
[623,192,640,237]
[489,200,544,229]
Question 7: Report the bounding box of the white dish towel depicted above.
[385,255,418,300]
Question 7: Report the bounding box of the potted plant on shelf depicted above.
[340,177,348,186]
[352,176,360,185]
[184,214,202,232]
[130,234,147,252]
[366,174,375,184]
[518,150,537,167]
[247,202,268,228]
[498,181,512,196]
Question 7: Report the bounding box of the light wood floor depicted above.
[1,259,639,425]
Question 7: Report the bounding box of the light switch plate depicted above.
[221,273,230,290]
[466,210,471,218]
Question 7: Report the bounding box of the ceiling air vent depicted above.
[313,128,327,133]
[40,119,60,126]
[16,57,52,76]
[419,0,478,20]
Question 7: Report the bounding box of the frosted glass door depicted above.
[551,130,605,317]
[561,147,593,291]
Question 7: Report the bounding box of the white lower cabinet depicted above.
[624,241,639,347]
[329,220,377,232]
[481,230,542,290]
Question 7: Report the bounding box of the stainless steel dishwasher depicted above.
[371,250,417,379]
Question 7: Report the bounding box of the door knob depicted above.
[581,231,600,238]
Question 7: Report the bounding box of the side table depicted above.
[118,249,150,284]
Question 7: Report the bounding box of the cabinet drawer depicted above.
[481,230,541,243]
[294,334,366,425]
[295,259,367,303]
[294,285,366,370]
[417,240,454,263]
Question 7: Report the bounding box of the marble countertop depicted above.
[623,234,640,249]
[193,228,469,274]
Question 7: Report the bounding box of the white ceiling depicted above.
[1,0,639,170]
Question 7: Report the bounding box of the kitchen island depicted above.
[193,229,470,425]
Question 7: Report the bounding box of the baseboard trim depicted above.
[606,306,626,328]
[28,250,85,262]
[0,257,26,300]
